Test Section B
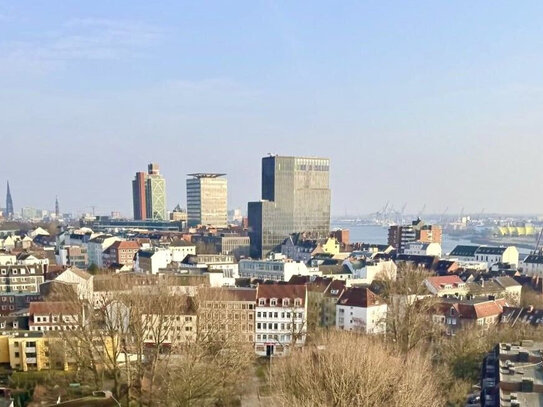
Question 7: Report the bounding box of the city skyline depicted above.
[2,2,543,215]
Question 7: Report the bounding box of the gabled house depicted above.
[336,286,387,334]
[431,297,508,335]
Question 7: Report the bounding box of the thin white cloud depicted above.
[0,17,164,74]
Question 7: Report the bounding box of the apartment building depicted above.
[198,288,256,343]
[255,284,307,357]
[480,340,543,406]
[29,302,81,332]
[0,264,45,294]
[336,287,387,334]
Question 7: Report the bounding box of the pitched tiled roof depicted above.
[324,279,346,298]
[64,267,92,281]
[110,240,141,250]
[256,284,306,306]
[29,301,80,315]
[337,286,383,308]
[426,275,465,291]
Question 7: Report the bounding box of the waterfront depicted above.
[332,224,530,255]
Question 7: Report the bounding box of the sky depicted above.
[1,1,543,217]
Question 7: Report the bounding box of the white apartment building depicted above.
[86,235,120,268]
[522,253,543,277]
[336,287,387,334]
[403,242,442,257]
[54,267,94,301]
[169,240,196,262]
[29,301,80,332]
[449,245,519,268]
[239,259,320,282]
[255,284,307,357]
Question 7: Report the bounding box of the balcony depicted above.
[26,357,37,364]
[25,347,36,353]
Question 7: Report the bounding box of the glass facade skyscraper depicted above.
[186,173,228,228]
[132,163,167,221]
[248,156,331,258]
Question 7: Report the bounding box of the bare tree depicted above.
[270,330,444,407]
[376,265,440,353]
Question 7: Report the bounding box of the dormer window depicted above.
[259,298,266,306]
[449,307,456,316]
[282,298,290,307]
[294,298,302,307]
[270,298,278,306]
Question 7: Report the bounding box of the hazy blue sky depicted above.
[1,1,543,217]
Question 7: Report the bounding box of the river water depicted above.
[332,224,479,254]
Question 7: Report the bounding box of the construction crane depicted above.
[439,207,449,225]
[417,204,426,220]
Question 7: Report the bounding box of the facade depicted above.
[336,287,387,334]
[29,302,81,332]
[86,235,119,268]
[132,163,167,221]
[255,284,307,356]
[54,267,94,300]
[57,245,88,268]
[522,252,543,276]
[191,235,250,259]
[431,298,508,336]
[239,258,320,282]
[0,264,46,294]
[281,234,340,263]
[168,240,196,262]
[199,288,256,343]
[449,245,519,268]
[135,249,172,275]
[186,174,228,228]
[248,156,331,259]
[146,163,167,220]
[403,241,442,257]
[388,219,442,253]
[132,171,147,220]
[105,240,141,268]
[8,334,66,371]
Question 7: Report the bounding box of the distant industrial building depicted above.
[186,173,228,228]
[248,156,331,258]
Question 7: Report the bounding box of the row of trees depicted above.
[47,283,254,406]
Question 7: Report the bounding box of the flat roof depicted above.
[187,173,226,178]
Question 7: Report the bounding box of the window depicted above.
[259,298,266,306]
[282,298,290,307]
[294,298,302,306]
[270,298,277,306]
[257,312,261,318]
[274,312,278,318]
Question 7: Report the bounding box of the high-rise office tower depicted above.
[5,181,13,219]
[132,171,148,220]
[145,163,167,221]
[131,163,167,221]
[186,173,227,228]
[248,155,331,258]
